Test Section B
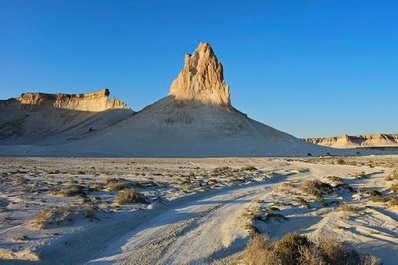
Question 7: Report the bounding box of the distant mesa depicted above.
[1,89,129,112]
[303,134,398,149]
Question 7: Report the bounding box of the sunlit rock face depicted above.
[1,89,129,112]
[169,42,231,107]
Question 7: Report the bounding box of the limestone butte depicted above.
[303,134,398,148]
[1,89,129,112]
[169,42,231,107]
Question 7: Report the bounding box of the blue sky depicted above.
[1,0,397,138]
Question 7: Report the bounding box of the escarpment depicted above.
[0,89,129,112]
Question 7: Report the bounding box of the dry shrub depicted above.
[114,188,146,205]
[241,166,257,171]
[240,233,380,265]
[30,205,97,229]
[300,180,334,196]
[105,178,139,192]
[385,169,398,181]
[334,203,358,212]
[88,182,104,191]
[336,158,345,165]
[357,188,381,197]
[387,195,398,206]
[296,197,310,209]
[389,184,398,193]
[49,184,87,197]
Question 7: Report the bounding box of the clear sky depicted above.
[1,1,397,138]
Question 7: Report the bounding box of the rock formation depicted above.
[169,42,231,107]
[0,89,133,144]
[0,43,353,157]
[303,134,398,148]
[0,89,129,112]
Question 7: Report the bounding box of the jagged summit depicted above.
[169,42,231,107]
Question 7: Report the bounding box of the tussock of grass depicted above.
[30,205,98,229]
[389,184,398,193]
[336,158,345,165]
[295,197,310,209]
[334,203,358,212]
[352,172,367,179]
[385,169,398,181]
[241,166,257,171]
[49,184,87,197]
[106,179,137,192]
[239,233,380,265]
[357,188,381,197]
[300,180,334,196]
[114,188,146,205]
[327,176,344,183]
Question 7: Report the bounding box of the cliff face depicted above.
[0,89,133,143]
[303,134,398,148]
[169,43,231,107]
[1,89,129,112]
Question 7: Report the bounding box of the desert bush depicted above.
[386,169,398,181]
[352,172,367,179]
[300,180,334,196]
[88,182,104,191]
[387,195,398,206]
[106,178,138,191]
[335,183,355,192]
[241,166,257,171]
[327,176,344,184]
[367,195,387,203]
[334,203,358,212]
[357,188,381,197]
[336,158,345,165]
[30,205,97,229]
[239,233,380,265]
[389,184,398,193]
[114,188,146,205]
[263,213,288,222]
[296,197,310,209]
[49,184,87,197]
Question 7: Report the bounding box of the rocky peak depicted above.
[169,42,231,107]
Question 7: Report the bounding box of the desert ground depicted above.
[0,155,397,264]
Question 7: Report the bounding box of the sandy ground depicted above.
[0,156,397,264]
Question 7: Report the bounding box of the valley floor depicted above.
[0,156,398,264]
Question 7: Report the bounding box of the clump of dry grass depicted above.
[386,169,398,181]
[241,166,257,171]
[357,188,381,197]
[334,203,359,212]
[300,180,334,196]
[327,176,344,183]
[49,184,87,197]
[389,184,398,193]
[352,172,367,179]
[106,178,137,192]
[30,205,98,229]
[336,158,345,165]
[88,182,104,191]
[295,197,310,209]
[114,188,146,205]
[239,233,380,265]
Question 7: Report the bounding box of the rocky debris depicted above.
[169,42,231,107]
[0,89,129,112]
[303,134,398,148]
